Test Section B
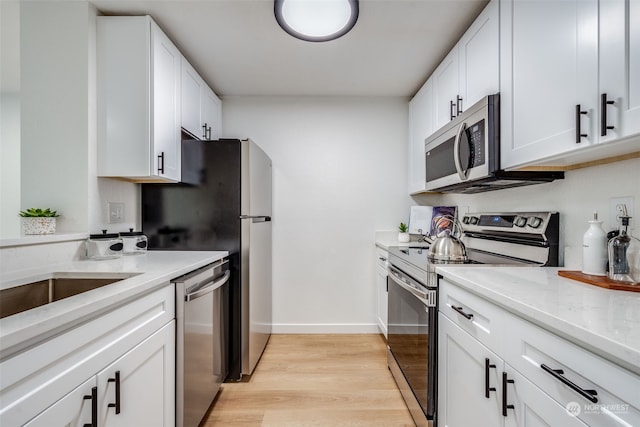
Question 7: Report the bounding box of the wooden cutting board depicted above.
[558,270,640,292]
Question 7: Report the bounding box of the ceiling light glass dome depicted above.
[274,0,359,42]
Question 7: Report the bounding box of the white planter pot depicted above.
[21,217,56,235]
[398,232,410,243]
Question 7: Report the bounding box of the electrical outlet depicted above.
[609,196,634,230]
[108,202,124,224]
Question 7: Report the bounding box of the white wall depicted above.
[413,157,640,268]
[1,1,21,236]
[223,96,412,332]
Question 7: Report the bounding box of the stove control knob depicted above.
[462,216,470,224]
[527,216,543,228]
[514,216,528,227]
[469,216,479,225]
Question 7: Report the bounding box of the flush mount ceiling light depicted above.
[274,0,359,42]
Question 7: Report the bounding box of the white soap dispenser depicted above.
[582,211,607,276]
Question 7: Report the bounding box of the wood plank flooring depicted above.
[202,334,415,426]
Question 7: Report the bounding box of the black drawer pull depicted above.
[600,93,615,136]
[451,305,473,320]
[157,152,165,174]
[541,364,598,403]
[83,386,97,427]
[502,372,515,416]
[485,358,496,398]
[575,104,588,143]
[107,370,121,414]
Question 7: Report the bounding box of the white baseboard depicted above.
[271,323,381,334]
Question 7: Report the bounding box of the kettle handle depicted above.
[433,214,463,238]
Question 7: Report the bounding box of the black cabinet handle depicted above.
[451,305,473,320]
[83,386,97,427]
[107,371,121,414]
[450,100,456,121]
[202,123,207,139]
[600,93,615,136]
[541,364,598,403]
[575,104,588,143]
[456,95,463,116]
[157,152,165,174]
[485,358,497,398]
[502,372,515,416]
[207,126,212,140]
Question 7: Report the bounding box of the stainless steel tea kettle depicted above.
[427,215,468,263]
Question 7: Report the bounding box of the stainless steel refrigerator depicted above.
[142,138,272,383]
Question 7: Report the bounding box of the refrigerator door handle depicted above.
[239,215,271,223]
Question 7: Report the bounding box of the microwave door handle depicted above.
[453,122,469,180]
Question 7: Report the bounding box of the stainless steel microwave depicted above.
[424,94,563,193]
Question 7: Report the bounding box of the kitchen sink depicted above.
[0,273,139,319]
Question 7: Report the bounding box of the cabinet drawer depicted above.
[376,247,389,270]
[502,311,640,427]
[439,278,507,354]
[0,284,175,427]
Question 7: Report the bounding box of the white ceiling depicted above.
[90,0,489,98]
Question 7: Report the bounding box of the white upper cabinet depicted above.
[500,0,640,169]
[432,0,499,132]
[97,16,181,182]
[599,0,640,141]
[181,57,204,139]
[202,85,222,140]
[408,78,434,194]
[181,57,222,140]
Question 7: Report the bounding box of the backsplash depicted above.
[412,157,640,268]
[0,238,86,276]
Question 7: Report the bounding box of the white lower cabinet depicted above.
[438,313,503,427]
[0,285,175,427]
[23,377,96,427]
[375,247,389,338]
[439,313,587,427]
[22,322,175,427]
[439,278,640,427]
[98,321,175,427]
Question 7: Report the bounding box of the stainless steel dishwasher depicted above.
[174,258,230,427]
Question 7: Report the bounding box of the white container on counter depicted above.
[582,212,607,276]
[120,229,148,255]
[86,230,123,260]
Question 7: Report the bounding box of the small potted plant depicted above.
[19,208,60,235]
[398,222,410,243]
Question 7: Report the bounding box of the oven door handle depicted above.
[388,269,433,306]
[453,121,469,181]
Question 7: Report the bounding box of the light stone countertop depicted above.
[0,250,227,359]
[374,231,430,250]
[435,266,640,376]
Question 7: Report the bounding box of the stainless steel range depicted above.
[386,211,559,427]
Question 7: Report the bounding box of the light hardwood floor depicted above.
[202,334,416,426]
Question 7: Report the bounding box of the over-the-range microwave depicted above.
[424,94,564,193]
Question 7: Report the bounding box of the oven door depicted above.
[387,266,437,421]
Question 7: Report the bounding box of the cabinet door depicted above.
[503,365,588,427]
[98,321,175,427]
[181,57,203,139]
[438,313,503,427]
[408,78,433,194]
[433,48,460,131]
[152,21,181,181]
[599,0,640,141]
[376,265,388,337]
[500,0,598,169]
[202,85,222,140]
[458,0,499,112]
[24,377,96,427]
